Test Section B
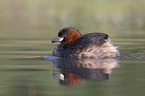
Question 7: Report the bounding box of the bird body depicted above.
[51,27,119,59]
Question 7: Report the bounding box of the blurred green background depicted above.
[1,0,145,39]
[1,0,145,96]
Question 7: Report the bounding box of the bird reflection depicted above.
[51,58,119,86]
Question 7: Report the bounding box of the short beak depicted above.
[50,37,64,43]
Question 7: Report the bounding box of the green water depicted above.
[1,0,145,96]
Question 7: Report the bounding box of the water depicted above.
[1,0,145,96]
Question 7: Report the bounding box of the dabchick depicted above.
[51,27,120,59]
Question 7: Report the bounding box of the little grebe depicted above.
[51,27,120,59]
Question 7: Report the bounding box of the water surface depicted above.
[1,0,145,96]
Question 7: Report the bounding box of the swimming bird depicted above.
[51,27,120,59]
